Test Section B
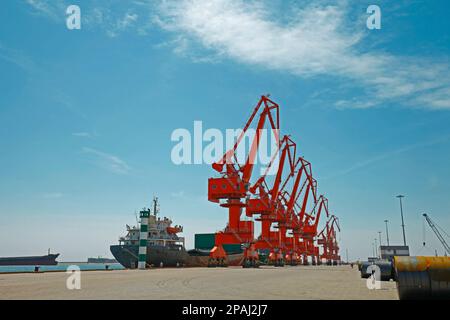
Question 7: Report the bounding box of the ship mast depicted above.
[153,196,159,216]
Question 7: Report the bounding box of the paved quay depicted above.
[0,265,398,300]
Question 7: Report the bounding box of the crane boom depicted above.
[423,213,450,255]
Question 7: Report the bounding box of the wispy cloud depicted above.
[170,190,186,199]
[25,0,66,21]
[25,0,143,38]
[106,12,139,38]
[42,192,64,199]
[72,132,92,138]
[82,147,131,174]
[24,0,450,110]
[0,42,38,73]
[154,0,450,110]
[325,135,450,180]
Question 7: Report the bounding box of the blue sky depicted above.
[0,0,449,261]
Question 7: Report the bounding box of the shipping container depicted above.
[194,233,242,253]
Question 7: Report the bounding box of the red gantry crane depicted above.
[278,156,316,266]
[208,95,340,268]
[299,195,329,265]
[207,96,280,267]
[247,135,297,267]
[318,215,341,265]
[291,160,319,265]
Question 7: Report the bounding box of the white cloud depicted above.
[82,147,131,174]
[25,0,66,21]
[170,190,186,199]
[24,0,450,110]
[0,42,38,73]
[118,12,138,29]
[106,12,139,38]
[155,0,450,110]
[25,1,142,38]
[72,132,91,138]
[325,134,450,180]
[42,192,64,199]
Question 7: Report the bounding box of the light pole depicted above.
[384,220,390,246]
[375,238,378,257]
[378,231,382,246]
[396,195,407,246]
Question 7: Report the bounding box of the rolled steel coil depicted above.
[360,260,394,281]
[394,256,450,300]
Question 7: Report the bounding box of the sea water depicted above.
[0,263,125,273]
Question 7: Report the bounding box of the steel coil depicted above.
[394,256,450,300]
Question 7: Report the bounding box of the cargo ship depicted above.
[0,252,59,266]
[87,257,117,264]
[110,197,243,268]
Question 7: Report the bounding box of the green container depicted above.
[223,244,243,254]
[195,233,242,254]
[195,233,215,250]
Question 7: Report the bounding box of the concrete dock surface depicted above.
[0,265,398,300]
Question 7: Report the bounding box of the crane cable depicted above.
[417,218,427,255]
[436,223,450,239]
[422,217,426,247]
[423,213,450,255]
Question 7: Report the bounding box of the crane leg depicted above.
[275,250,284,267]
[208,245,228,267]
[242,243,259,268]
[290,252,299,266]
[302,254,309,266]
[317,256,322,265]
[268,250,276,266]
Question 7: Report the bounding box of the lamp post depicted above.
[375,238,378,257]
[384,220,390,246]
[396,195,407,246]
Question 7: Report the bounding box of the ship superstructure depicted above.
[118,198,185,249]
[111,197,187,268]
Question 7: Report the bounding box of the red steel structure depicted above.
[275,156,316,266]
[207,96,340,267]
[318,215,341,265]
[247,135,297,267]
[297,195,329,265]
[208,96,280,266]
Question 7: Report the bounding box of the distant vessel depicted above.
[0,253,59,266]
[110,197,243,268]
[87,257,117,264]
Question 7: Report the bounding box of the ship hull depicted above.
[110,245,243,268]
[0,254,59,266]
[111,244,190,268]
[87,258,117,264]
